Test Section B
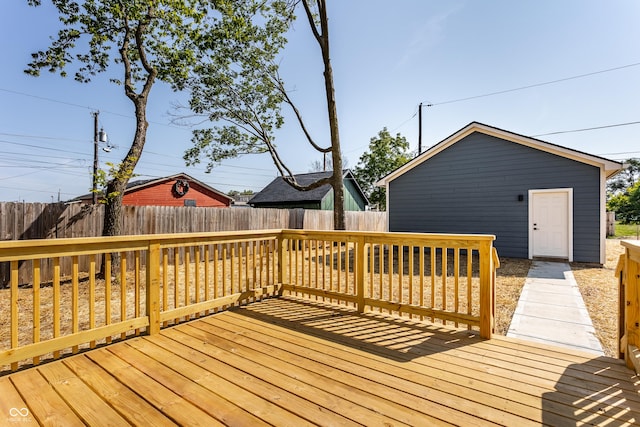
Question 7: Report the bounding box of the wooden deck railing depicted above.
[617,240,640,372]
[279,230,498,338]
[0,229,497,373]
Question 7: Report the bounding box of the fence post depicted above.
[356,236,366,313]
[479,240,494,339]
[146,242,161,335]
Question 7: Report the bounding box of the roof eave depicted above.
[376,122,623,186]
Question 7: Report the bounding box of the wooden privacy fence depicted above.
[617,240,640,371]
[0,229,497,373]
[0,202,386,286]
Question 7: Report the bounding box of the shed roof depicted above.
[70,172,232,203]
[377,122,623,186]
[249,169,368,205]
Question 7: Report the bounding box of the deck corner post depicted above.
[146,242,161,335]
[624,249,640,370]
[356,236,366,313]
[479,240,494,339]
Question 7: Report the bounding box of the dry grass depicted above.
[571,239,625,358]
[494,257,531,335]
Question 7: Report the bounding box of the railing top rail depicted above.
[621,240,640,251]
[281,229,496,244]
[0,229,284,261]
[0,228,495,262]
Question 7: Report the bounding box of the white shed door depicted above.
[531,190,570,259]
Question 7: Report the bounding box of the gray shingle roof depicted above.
[249,171,334,205]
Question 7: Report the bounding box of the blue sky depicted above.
[1,1,639,202]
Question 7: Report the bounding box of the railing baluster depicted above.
[214,244,219,301]
[409,245,414,317]
[204,245,210,314]
[388,245,394,312]
[454,248,460,328]
[105,253,112,342]
[184,248,190,317]
[430,246,435,322]
[33,259,41,365]
[173,247,179,314]
[399,245,404,308]
[195,245,201,311]
[72,255,79,354]
[162,249,168,326]
[419,246,425,321]
[467,248,473,330]
[53,257,61,358]
[135,251,141,334]
[89,254,96,348]
[222,244,228,298]
[120,251,127,340]
[378,244,383,312]
[10,260,18,371]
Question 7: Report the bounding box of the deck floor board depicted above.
[1,296,639,426]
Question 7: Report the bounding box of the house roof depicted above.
[376,122,624,187]
[249,169,368,205]
[70,173,232,202]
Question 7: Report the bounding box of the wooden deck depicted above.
[1,297,639,426]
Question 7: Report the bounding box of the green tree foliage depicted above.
[25,0,286,237]
[607,159,640,224]
[182,0,349,229]
[227,189,254,196]
[353,128,411,210]
[608,182,640,224]
[607,158,640,195]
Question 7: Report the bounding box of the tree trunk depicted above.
[99,97,148,276]
[317,1,345,231]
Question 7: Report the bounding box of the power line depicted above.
[531,120,640,137]
[0,87,190,131]
[0,132,87,143]
[423,62,640,107]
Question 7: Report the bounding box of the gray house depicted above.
[377,122,622,264]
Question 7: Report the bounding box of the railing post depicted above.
[356,236,366,313]
[479,241,494,339]
[625,249,640,370]
[278,233,288,295]
[146,242,161,335]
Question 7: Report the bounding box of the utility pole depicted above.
[418,102,422,155]
[92,111,99,204]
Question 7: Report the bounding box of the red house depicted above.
[72,173,232,207]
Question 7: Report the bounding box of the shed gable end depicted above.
[388,132,601,262]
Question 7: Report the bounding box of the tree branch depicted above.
[136,4,157,99]
[271,71,331,153]
[301,0,322,43]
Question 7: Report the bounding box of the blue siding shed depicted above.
[378,123,622,264]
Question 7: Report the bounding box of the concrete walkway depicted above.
[507,261,604,355]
